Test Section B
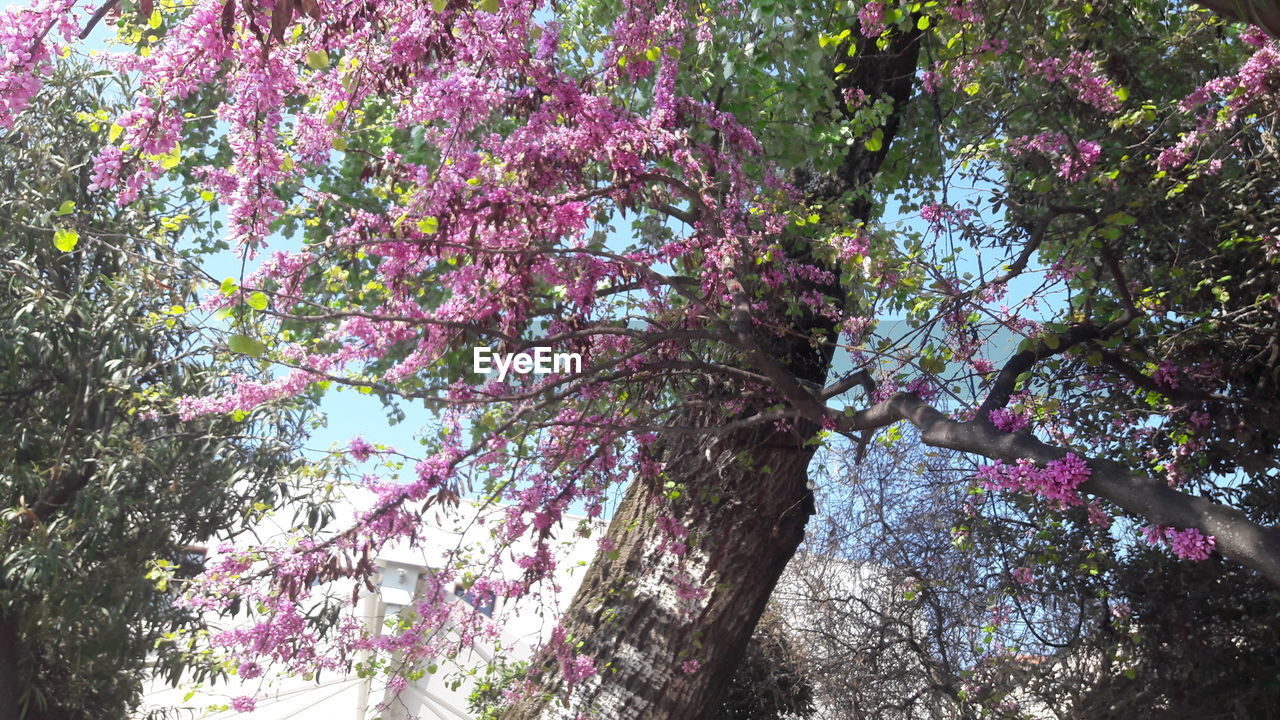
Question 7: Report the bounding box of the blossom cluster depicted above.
[975,454,1091,509]
[1142,525,1216,561]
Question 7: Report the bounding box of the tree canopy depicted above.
[0,66,304,719]
[1,0,1278,717]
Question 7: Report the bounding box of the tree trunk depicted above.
[503,406,820,720]
[503,21,923,720]
[496,16,921,712]
[0,613,22,720]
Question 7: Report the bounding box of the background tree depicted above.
[0,66,307,719]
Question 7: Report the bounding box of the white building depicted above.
[137,491,601,720]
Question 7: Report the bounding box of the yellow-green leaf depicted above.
[228,334,267,357]
[306,49,329,70]
[431,0,448,10]
[56,200,76,216]
[108,123,124,142]
[159,143,181,170]
[417,216,439,234]
[54,228,79,252]
[864,128,884,152]
[478,0,499,12]
[247,292,269,311]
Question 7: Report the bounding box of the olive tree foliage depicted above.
[0,68,309,720]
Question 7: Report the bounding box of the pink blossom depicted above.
[1087,501,1112,529]
[975,454,1091,508]
[1143,525,1216,561]
[988,408,1030,433]
[561,653,597,687]
[1152,361,1181,389]
[858,2,886,38]
[349,437,375,462]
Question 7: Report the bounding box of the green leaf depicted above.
[306,49,330,70]
[1105,212,1137,226]
[221,277,239,296]
[247,292,269,311]
[53,228,79,252]
[431,0,448,10]
[864,128,884,152]
[917,15,930,30]
[159,143,181,170]
[417,216,439,234]
[56,200,76,216]
[228,334,267,357]
[478,0,499,12]
[1044,334,1060,350]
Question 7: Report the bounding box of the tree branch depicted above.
[835,392,1280,586]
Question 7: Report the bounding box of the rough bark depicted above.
[0,613,22,720]
[502,22,925,720]
[504,405,820,720]
[1193,0,1280,38]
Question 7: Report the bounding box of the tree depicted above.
[3,1,1280,718]
[0,67,305,719]
[469,609,814,720]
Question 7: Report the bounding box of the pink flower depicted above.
[858,2,886,38]
[1142,525,1216,561]
[1152,361,1180,389]
[1167,527,1216,561]
[976,454,1091,508]
[1011,567,1034,585]
[1087,501,1112,529]
[231,696,256,713]
[562,653,597,686]
[921,70,942,94]
[348,436,374,462]
[988,408,1030,433]
[681,659,701,674]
